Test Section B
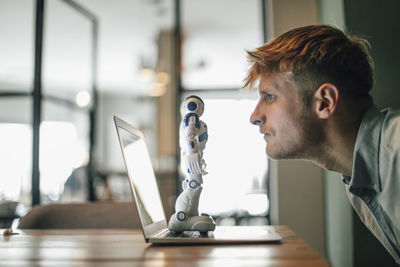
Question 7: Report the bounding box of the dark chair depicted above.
[18,202,141,229]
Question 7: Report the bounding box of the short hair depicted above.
[243,25,374,106]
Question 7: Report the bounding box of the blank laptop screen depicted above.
[117,125,165,226]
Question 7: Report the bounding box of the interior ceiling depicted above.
[0,0,261,95]
[77,0,174,94]
[0,0,173,95]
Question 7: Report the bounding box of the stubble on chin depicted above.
[265,141,293,160]
[265,143,299,160]
[264,114,325,161]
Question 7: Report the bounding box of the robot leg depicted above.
[168,176,215,232]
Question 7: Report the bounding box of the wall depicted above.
[323,170,353,267]
[275,160,325,257]
[317,1,354,267]
[272,0,318,34]
[344,0,400,111]
[318,0,400,266]
[270,0,326,258]
[343,0,400,266]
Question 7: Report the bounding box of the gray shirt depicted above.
[343,105,400,264]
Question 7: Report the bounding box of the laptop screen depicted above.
[116,124,166,227]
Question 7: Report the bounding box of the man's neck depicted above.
[318,133,356,176]
[312,108,367,176]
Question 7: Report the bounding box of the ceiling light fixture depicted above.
[75,90,91,108]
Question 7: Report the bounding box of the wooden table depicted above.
[0,226,329,266]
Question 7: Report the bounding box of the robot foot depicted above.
[168,213,216,233]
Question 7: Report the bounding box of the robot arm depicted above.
[180,114,208,175]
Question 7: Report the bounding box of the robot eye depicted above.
[187,101,197,111]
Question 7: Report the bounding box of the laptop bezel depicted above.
[114,115,168,240]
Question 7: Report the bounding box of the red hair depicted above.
[243,25,373,105]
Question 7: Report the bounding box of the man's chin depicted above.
[266,145,292,160]
[266,151,282,160]
[266,146,281,160]
[266,145,311,161]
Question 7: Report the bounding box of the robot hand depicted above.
[200,159,208,175]
[183,153,206,175]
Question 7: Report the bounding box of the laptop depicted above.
[114,115,282,244]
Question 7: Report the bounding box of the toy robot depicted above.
[168,95,216,233]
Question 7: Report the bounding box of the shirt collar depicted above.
[344,105,385,196]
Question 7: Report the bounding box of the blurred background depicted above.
[0,0,399,267]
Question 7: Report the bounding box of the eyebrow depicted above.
[258,83,277,92]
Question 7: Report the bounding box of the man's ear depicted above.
[313,83,339,119]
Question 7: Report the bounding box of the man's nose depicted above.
[250,106,264,126]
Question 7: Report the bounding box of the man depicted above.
[245,24,400,263]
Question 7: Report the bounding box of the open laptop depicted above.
[114,115,282,244]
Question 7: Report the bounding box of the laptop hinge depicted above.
[149,228,171,238]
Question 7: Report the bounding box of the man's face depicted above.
[250,72,323,160]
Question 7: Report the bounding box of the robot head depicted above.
[181,95,204,117]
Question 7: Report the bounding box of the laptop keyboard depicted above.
[167,231,213,238]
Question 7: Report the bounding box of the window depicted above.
[179,0,269,225]
[39,121,88,202]
[198,98,269,225]
[0,121,89,203]
[0,123,31,202]
[181,0,262,90]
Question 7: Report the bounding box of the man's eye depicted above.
[262,94,276,102]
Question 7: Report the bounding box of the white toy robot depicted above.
[168,95,216,233]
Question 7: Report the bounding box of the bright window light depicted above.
[0,121,88,203]
[197,99,268,217]
[0,123,31,201]
[238,193,269,216]
[39,121,85,201]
